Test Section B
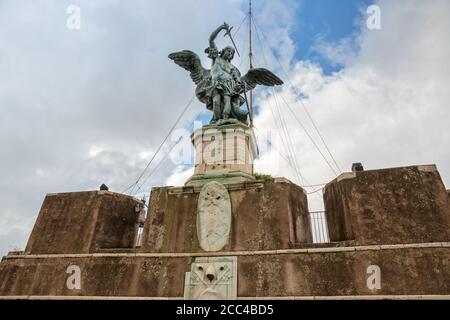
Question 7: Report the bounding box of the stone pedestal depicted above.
[141,179,312,253]
[186,122,259,186]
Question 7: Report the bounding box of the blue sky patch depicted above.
[291,0,373,74]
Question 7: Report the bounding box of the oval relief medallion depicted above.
[197,181,231,252]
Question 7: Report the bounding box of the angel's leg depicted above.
[212,94,222,123]
[223,95,231,119]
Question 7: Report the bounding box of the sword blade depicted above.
[224,26,240,57]
[228,35,240,57]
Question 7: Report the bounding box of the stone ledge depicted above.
[275,249,307,254]
[45,190,142,203]
[0,295,183,300]
[354,245,382,251]
[238,295,450,300]
[336,172,356,182]
[4,242,448,260]
[1,295,449,300]
[185,171,256,187]
[417,164,438,172]
[169,179,266,194]
[306,247,356,253]
[402,242,443,248]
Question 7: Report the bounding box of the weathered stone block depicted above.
[25,191,142,254]
[141,179,311,253]
[323,165,450,245]
[237,247,450,297]
[0,256,189,297]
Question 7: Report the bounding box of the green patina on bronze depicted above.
[169,22,283,126]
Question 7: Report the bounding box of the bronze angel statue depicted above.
[169,22,283,126]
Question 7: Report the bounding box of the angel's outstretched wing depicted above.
[241,68,283,91]
[168,50,209,85]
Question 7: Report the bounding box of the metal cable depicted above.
[123,94,196,194]
[252,18,342,175]
[132,136,184,196]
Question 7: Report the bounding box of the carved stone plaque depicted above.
[184,256,237,300]
[197,181,231,251]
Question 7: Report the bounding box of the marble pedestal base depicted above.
[185,122,259,186]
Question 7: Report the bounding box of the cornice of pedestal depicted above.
[191,123,259,159]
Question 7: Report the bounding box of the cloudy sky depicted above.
[1,0,449,256]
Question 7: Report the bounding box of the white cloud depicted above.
[88,145,105,158]
[0,0,251,256]
[252,0,450,211]
[312,36,359,66]
[1,0,449,256]
[165,166,195,187]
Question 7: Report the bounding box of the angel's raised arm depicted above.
[209,22,229,50]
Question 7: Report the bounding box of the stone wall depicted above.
[140,179,312,253]
[25,191,142,254]
[323,165,450,245]
[1,244,448,297]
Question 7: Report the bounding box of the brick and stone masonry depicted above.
[25,191,142,254]
[0,164,449,299]
[323,165,450,245]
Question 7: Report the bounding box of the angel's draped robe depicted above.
[196,50,244,111]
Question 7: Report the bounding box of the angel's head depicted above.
[219,46,235,61]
